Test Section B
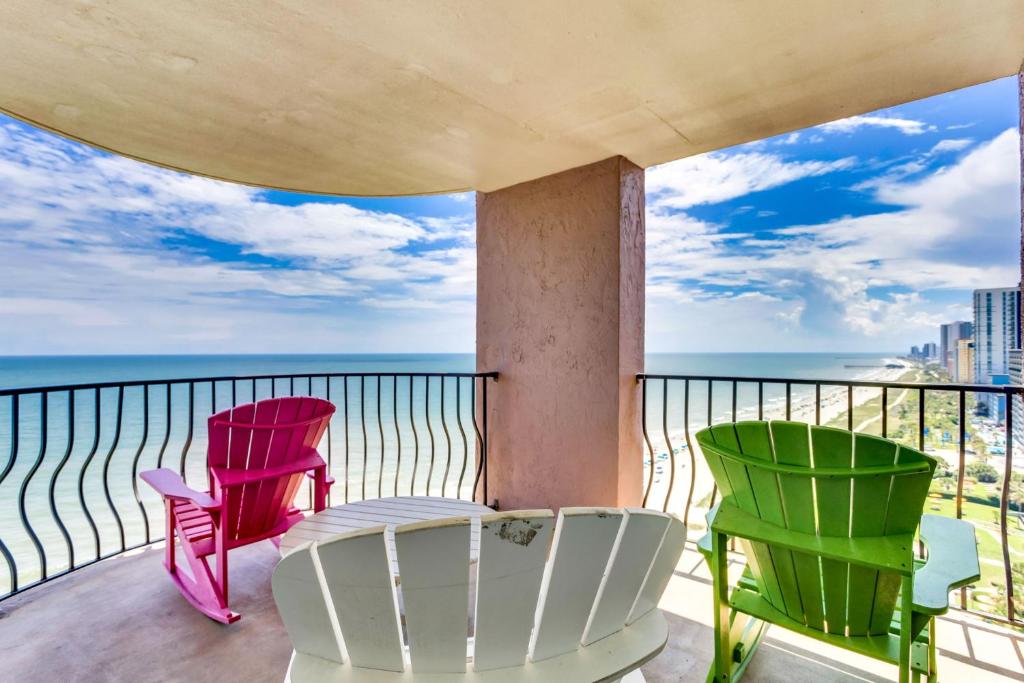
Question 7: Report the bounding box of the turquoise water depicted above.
[0,352,895,593]
[0,351,895,389]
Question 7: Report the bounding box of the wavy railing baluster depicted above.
[661,379,675,513]
[641,378,654,508]
[392,376,401,497]
[425,376,435,495]
[343,377,350,503]
[178,382,194,484]
[481,377,490,505]
[101,387,126,553]
[0,397,20,591]
[470,379,483,502]
[682,379,696,527]
[957,389,968,609]
[48,390,75,570]
[325,378,332,505]
[1002,393,1015,621]
[440,377,452,497]
[410,376,420,496]
[18,392,48,580]
[130,385,151,543]
[156,384,171,468]
[455,378,468,500]
[376,375,384,499]
[360,376,367,501]
[77,389,101,560]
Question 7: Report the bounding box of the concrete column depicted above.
[476,156,644,510]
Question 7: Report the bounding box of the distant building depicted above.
[973,287,1021,382]
[910,345,921,359]
[985,373,1011,421]
[1010,349,1024,447]
[922,342,938,361]
[940,321,972,375]
[956,339,975,383]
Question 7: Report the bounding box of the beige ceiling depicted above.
[2,1,1023,196]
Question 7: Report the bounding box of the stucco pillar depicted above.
[476,156,644,510]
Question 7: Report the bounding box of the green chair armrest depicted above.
[696,504,719,562]
[912,514,981,616]
[697,531,713,560]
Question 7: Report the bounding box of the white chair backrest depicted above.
[272,507,686,678]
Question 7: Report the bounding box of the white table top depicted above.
[279,496,495,569]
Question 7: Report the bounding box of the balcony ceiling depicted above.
[1,1,1023,196]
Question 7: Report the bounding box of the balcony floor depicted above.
[2,539,1022,682]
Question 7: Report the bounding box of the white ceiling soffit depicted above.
[1,1,1022,196]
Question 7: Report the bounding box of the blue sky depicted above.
[0,77,1020,354]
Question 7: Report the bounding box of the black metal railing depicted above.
[0,371,497,601]
[637,373,1024,625]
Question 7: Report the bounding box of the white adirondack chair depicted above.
[272,507,686,682]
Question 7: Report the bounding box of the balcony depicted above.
[2,369,1023,681]
[1,500,1021,681]
[2,3,1024,681]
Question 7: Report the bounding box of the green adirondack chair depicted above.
[695,421,980,683]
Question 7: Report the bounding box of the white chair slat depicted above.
[529,508,625,662]
[316,526,405,673]
[583,509,672,645]
[627,514,687,625]
[473,510,555,672]
[271,543,345,665]
[394,517,472,673]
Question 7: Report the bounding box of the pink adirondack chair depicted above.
[141,396,335,623]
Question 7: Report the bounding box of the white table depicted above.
[279,496,494,572]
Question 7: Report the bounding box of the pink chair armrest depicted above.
[140,468,220,510]
[306,470,336,486]
[211,450,327,488]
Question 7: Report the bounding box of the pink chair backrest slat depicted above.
[254,397,322,535]
[207,397,334,542]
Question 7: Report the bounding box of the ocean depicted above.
[0,352,897,593]
[0,352,897,390]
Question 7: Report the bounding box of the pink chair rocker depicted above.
[141,396,335,624]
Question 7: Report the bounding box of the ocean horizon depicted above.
[0,351,903,390]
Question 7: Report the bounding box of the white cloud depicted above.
[646,151,855,209]
[0,119,477,353]
[929,138,973,154]
[646,129,1021,351]
[818,114,935,135]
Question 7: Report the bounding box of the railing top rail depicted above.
[0,371,500,397]
[635,373,1024,395]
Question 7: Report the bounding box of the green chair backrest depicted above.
[696,421,936,637]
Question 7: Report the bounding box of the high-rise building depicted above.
[940,321,973,375]
[922,342,938,361]
[910,345,921,359]
[973,287,1021,383]
[956,339,975,383]
[1010,349,1024,446]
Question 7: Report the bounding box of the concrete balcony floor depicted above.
[2,539,1022,682]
